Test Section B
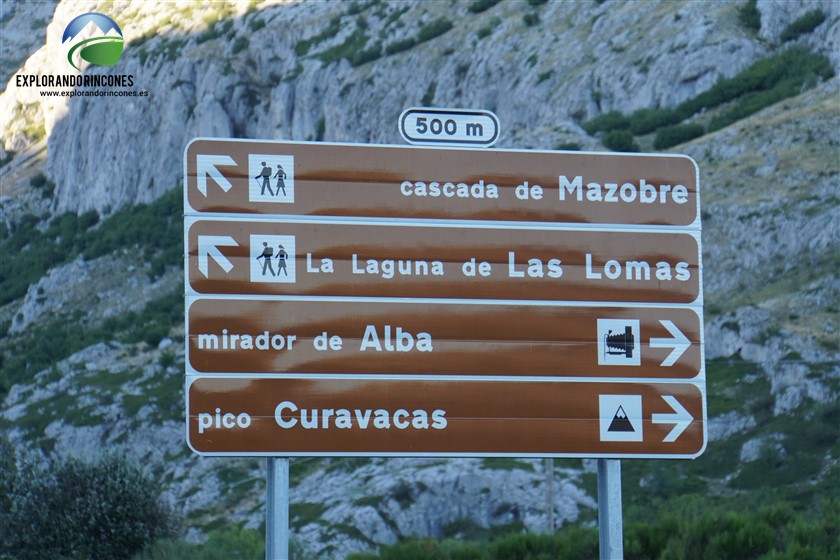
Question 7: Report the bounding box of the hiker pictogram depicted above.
[256,241,275,276]
[249,235,296,284]
[256,162,274,196]
[274,165,287,196]
[275,244,288,276]
[248,154,295,203]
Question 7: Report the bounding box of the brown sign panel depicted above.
[186,219,700,304]
[187,298,702,378]
[185,139,699,226]
[187,377,705,457]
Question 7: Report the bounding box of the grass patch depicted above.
[0,289,183,400]
[733,401,840,490]
[290,502,326,529]
[0,186,182,308]
[706,354,767,416]
[727,245,840,309]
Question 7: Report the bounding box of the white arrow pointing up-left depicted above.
[652,395,693,442]
[198,235,238,277]
[650,319,691,367]
[196,154,236,196]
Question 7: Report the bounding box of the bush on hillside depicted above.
[602,129,640,152]
[628,107,684,135]
[654,123,705,149]
[1,453,176,560]
[417,18,453,43]
[781,9,826,43]
[467,0,501,14]
[739,0,761,32]
[582,110,629,134]
[677,47,833,117]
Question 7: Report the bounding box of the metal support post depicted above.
[545,458,554,533]
[266,457,290,560]
[597,459,623,560]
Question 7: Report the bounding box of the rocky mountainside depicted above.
[2,1,839,558]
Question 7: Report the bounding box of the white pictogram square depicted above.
[599,394,643,442]
[248,154,294,203]
[250,235,295,283]
[597,319,640,366]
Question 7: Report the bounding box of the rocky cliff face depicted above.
[2,0,837,215]
[2,1,839,558]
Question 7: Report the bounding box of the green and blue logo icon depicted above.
[62,13,123,71]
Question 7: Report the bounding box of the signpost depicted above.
[186,217,700,302]
[187,377,703,456]
[184,137,704,559]
[185,139,698,225]
[186,298,701,378]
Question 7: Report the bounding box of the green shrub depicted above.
[468,0,501,14]
[315,28,370,65]
[248,17,265,32]
[354,500,840,560]
[781,9,826,42]
[678,47,833,117]
[350,42,382,66]
[738,0,761,32]
[231,36,249,55]
[523,13,540,27]
[573,48,823,138]
[418,18,453,43]
[421,81,437,106]
[315,116,326,141]
[1,454,176,560]
[527,0,549,5]
[705,51,833,131]
[602,129,640,152]
[628,107,684,135]
[196,20,233,44]
[581,110,629,134]
[653,123,705,149]
[385,37,417,55]
[0,149,15,168]
[29,172,56,198]
[294,15,341,57]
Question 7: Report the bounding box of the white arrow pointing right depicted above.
[198,235,238,278]
[652,395,693,443]
[650,319,691,367]
[196,154,236,196]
